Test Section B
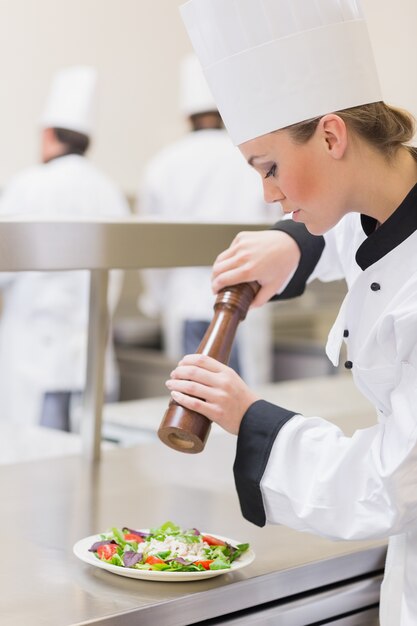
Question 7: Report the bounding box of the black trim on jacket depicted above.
[357,181,417,270]
[233,400,297,527]
[270,221,325,299]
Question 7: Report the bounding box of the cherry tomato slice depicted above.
[194,559,214,570]
[202,534,226,546]
[145,556,165,565]
[124,533,144,543]
[97,544,118,560]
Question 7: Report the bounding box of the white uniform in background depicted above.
[138,56,279,386]
[0,66,130,426]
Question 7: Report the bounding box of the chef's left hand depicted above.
[165,354,260,435]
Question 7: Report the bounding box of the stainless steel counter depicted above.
[0,219,385,624]
[2,416,385,625]
[0,424,82,464]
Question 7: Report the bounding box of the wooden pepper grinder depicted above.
[158,281,260,454]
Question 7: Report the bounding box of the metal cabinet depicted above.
[200,575,381,625]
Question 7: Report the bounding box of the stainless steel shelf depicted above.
[0,218,269,460]
[0,218,268,270]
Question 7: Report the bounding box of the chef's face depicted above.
[41,127,64,164]
[239,115,350,235]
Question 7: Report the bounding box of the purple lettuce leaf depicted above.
[123,551,143,567]
[166,557,192,565]
[88,540,118,553]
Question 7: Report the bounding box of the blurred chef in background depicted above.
[0,65,130,430]
[138,54,280,386]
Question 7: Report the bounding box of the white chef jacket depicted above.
[0,154,130,425]
[234,181,417,625]
[138,128,280,386]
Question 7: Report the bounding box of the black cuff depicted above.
[233,400,297,527]
[270,220,325,299]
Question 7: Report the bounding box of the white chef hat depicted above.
[41,65,98,136]
[180,0,382,145]
[179,53,217,117]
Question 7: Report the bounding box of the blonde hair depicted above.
[287,102,416,158]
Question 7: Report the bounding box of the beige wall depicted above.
[0,0,415,198]
[363,0,417,118]
[0,0,191,198]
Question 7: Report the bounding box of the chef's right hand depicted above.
[212,230,301,307]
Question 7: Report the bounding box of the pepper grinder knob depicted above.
[158,281,260,453]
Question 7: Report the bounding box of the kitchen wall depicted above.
[0,0,415,198]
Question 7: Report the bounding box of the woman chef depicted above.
[0,66,129,429]
[166,0,417,624]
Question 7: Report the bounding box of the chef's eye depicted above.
[264,164,277,179]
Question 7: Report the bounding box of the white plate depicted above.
[73,531,255,581]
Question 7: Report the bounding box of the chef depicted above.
[0,65,130,430]
[138,53,279,386]
[166,1,417,624]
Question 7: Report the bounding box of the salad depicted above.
[89,521,250,572]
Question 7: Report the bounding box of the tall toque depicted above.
[180,0,382,145]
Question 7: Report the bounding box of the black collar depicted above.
[356,181,417,270]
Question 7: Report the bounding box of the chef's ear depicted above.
[318,114,348,160]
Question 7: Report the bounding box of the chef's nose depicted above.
[263,181,285,204]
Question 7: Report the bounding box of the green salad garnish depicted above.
[88,520,249,572]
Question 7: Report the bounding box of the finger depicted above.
[251,284,280,308]
[214,245,237,264]
[169,364,218,387]
[211,256,244,289]
[166,378,219,403]
[176,353,224,373]
[169,390,218,421]
[212,254,240,277]
[212,231,252,267]
[250,292,269,308]
[212,267,251,293]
